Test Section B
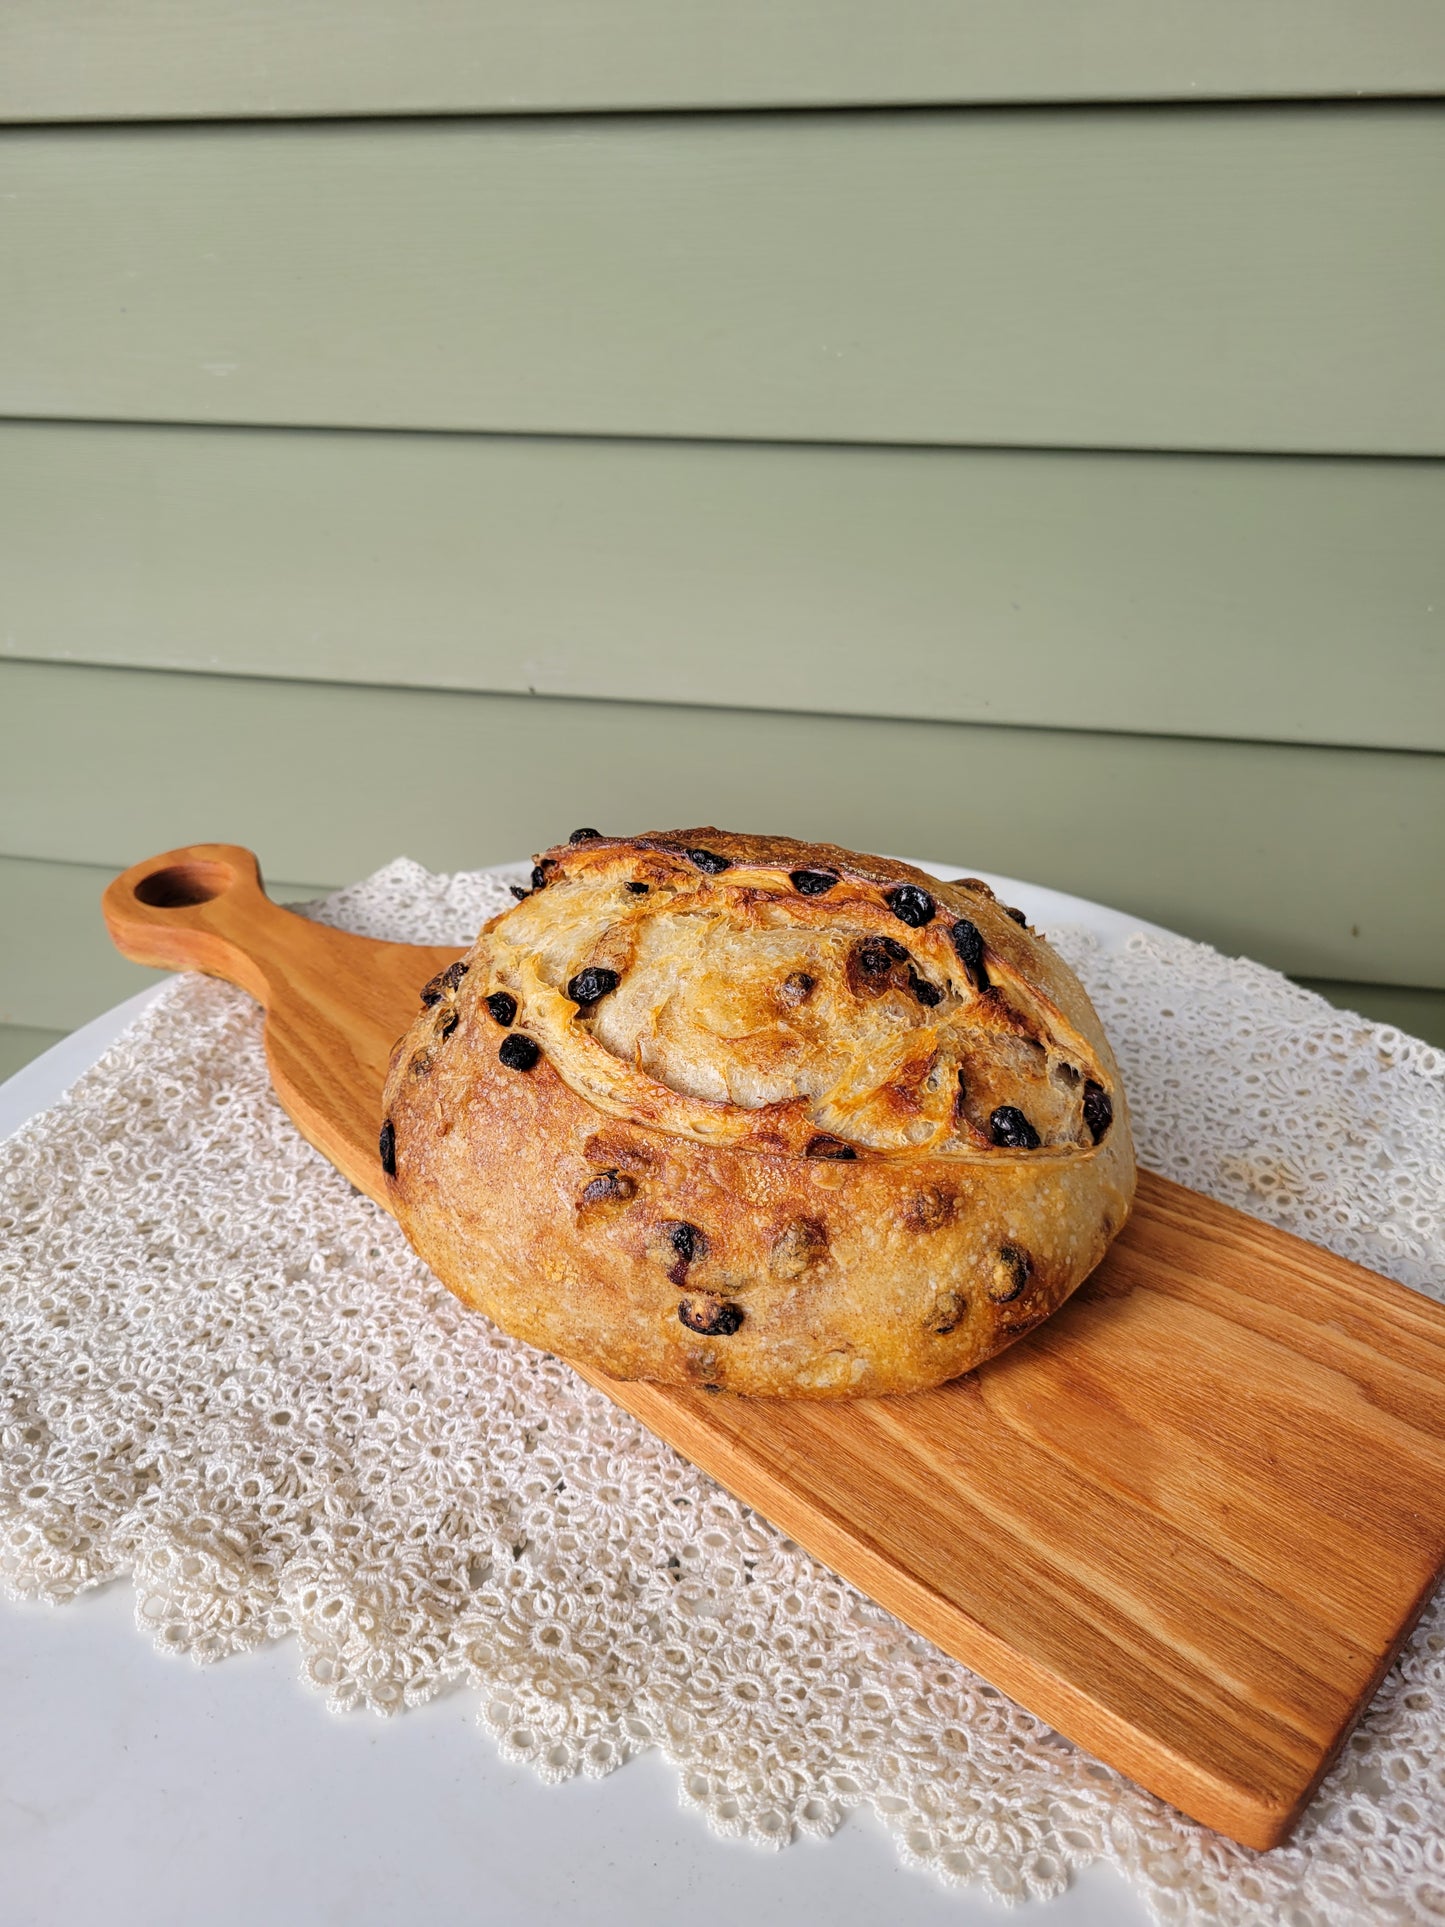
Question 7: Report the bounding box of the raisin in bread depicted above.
[381,829,1135,1399]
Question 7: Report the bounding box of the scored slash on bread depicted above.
[382,829,1136,1398]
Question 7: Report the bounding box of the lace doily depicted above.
[2,859,1443,1925]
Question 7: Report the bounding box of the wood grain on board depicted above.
[102,845,1445,1850]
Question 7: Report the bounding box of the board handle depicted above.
[102,843,297,1008]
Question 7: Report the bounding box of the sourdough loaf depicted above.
[381,829,1135,1398]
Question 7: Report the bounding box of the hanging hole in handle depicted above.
[133,860,235,908]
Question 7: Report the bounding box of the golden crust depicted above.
[382,828,1136,1398]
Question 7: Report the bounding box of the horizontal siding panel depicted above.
[5,1,1444,120]
[3,110,1443,455]
[1,660,1440,987]
[0,853,330,1032]
[3,421,1442,753]
[0,1024,65,1082]
[0,854,165,1028]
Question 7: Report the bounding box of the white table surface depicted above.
[0,866,1162,1927]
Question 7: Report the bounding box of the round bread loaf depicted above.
[381,829,1135,1398]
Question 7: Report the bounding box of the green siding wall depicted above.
[4,110,1444,454]
[1,15,1441,1077]
[4,659,1440,988]
[5,0,1443,119]
[0,1026,65,1081]
[4,421,1441,754]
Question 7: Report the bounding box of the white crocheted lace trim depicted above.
[2,859,1442,1925]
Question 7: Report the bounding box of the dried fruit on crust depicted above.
[382,828,1136,1399]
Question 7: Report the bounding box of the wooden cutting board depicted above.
[103,843,1445,1852]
